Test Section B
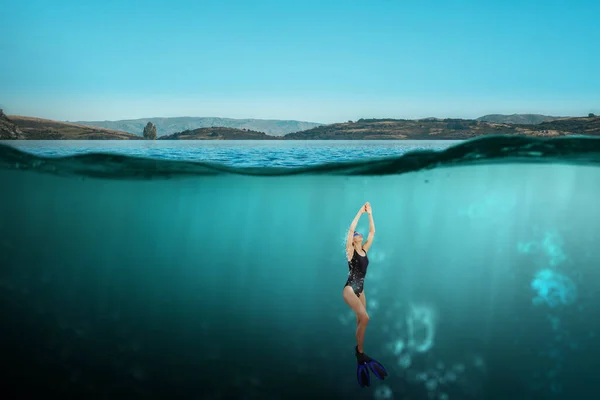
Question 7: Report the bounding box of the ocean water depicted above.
[1,136,600,400]
[2,140,459,167]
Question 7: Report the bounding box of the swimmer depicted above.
[342,202,388,387]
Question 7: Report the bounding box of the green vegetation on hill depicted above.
[534,115,600,135]
[283,118,520,140]
[158,127,279,140]
[282,116,600,140]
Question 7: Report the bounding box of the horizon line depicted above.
[6,111,596,125]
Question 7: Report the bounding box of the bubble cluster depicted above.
[374,384,393,400]
[517,230,567,268]
[521,228,584,395]
[406,304,436,353]
[531,269,577,308]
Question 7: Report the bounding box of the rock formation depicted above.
[0,109,24,139]
[143,122,157,140]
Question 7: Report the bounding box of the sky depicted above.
[1,0,599,123]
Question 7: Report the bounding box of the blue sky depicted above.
[1,0,598,123]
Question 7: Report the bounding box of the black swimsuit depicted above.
[344,248,369,297]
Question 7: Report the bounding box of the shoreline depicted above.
[2,111,599,140]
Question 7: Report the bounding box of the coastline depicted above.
[1,111,599,141]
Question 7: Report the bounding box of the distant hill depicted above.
[75,117,323,137]
[158,127,279,140]
[477,114,560,125]
[283,118,518,140]
[4,112,598,141]
[535,115,600,135]
[2,114,142,140]
[283,116,600,140]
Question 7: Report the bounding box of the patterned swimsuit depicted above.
[344,248,369,297]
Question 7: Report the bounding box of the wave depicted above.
[2,135,600,179]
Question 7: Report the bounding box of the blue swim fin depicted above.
[355,346,388,384]
[366,357,388,380]
[356,361,371,388]
[355,346,371,387]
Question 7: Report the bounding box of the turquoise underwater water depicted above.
[1,136,600,400]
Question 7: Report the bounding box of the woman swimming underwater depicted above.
[343,202,388,388]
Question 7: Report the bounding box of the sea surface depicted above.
[1,137,600,400]
[2,140,460,167]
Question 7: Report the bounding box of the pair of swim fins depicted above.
[355,345,388,388]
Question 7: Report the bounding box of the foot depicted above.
[356,346,388,381]
[355,346,371,388]
[355,346,367,363]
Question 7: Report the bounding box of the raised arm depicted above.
[346,205,365,260]
[362,202,375,253]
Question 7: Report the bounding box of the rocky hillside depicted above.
[283,118,519,140]
[283,116,600,140]
[158,127,279,140]
[0,110,24,139]
[4,112,598,140]
[534,115,600,135]
[4,115,143,140]
[477,114,560,125]
[76,116,323,137]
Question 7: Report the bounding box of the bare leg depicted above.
[355,290,367,325]
[343,286,370,353]
[359,290,367,310]
[358,291,367,352]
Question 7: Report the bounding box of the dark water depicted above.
[1,136,600,400]
[2,139,458,167]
